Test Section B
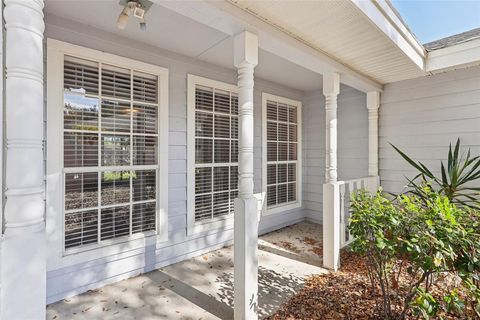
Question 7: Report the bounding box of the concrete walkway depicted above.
[47,222,327,320]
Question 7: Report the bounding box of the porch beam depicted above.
[1,0,46,319]
[233,31,259,320]
[155,0,383,93]
[367,92,380,177]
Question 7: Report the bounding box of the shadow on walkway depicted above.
[258,243,323,268]
[147,270,234,320]
[216,266,304,319]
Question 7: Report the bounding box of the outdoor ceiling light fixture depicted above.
[116,0,153,31]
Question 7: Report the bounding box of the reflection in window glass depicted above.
[133,170,156,202]
[65,172,98,210]
[133,136,157,165]
[63,56,160,250]
[132,202,156,233]
[101,206,130,240]
[64,93,99,131]
[265,99,299,208]
[65,210,98,249]
[101,135,130,166]
[133,103,157,134]
[193,83,238,222]
[64,132,98,168]
[101,171,131,206]
[101,99,131,133]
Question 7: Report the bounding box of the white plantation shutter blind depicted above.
[266,99,299,208]
[194,85,239,222]
[63,55,160,250]
[133,71,158,103]
[64,57,99,95]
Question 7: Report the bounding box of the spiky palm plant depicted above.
[391,139,480,208]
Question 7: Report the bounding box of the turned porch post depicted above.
[233,31,259,320]
[367,92,380,177]
[1,0,46,318]
[322,72,341,271]
[324,73,340,183]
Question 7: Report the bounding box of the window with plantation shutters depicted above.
[262,93,302,213]
[187,75,239,232]
[63,55,160,250]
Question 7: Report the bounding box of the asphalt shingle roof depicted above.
[424,28,480,51]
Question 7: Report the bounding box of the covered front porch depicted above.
[47,222,326,319]
[0,0,413,318]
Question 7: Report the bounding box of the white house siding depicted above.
[379,66,480,194]
[303,86,369,223]
[44,20,306,303]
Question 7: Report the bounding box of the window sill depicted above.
[187,193,266,236]
[49,231,168,271]
[263,201,302,216]
[63,230,158,257]
[187,215,234,236]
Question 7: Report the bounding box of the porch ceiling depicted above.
[44,0,324,92]
[226,0,427,84]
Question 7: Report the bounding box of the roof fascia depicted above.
[350,0,425,70]
[426,38,480,73]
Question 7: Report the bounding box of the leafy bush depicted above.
[391,138,480,209]
[349,188,480,319]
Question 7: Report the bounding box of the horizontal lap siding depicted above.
[303,91,325,222]
[338,88,368,180]
[45,22,305,303]
[379,66,480,195]
[303,86,368,223]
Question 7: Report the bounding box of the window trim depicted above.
[46,39,169,268]
[262,92,302,216]
[187,74,239,235]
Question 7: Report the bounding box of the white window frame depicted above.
[187,74,239,235]
[262,93,302,215]
[46,39,169,269]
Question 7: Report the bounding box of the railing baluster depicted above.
[339,183,346,246]
[338,176,379,249]
[347,182,353,243]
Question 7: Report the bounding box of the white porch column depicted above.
[322,72,340,271]
[367,91,380,177]
[233,31,259,320]
[1,0,46,319]
[323,73,340,183]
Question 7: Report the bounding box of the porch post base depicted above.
[234,197,259,320]
[323,182,341,271]
[365,176,380,193]
[1,222,46,319]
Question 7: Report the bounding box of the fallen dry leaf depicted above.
[279,241,300,253]
[302,237,318,246]
[308,246,323,257]
[267,250,476,320]
[82,306,92,313]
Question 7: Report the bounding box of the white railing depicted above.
[339,177,379,248]
[323,176,379,270]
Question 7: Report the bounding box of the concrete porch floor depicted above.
[46,221,327,320]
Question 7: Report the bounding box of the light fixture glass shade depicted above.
[116,7,130,30]
[139,18,146,31]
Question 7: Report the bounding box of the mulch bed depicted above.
[267,250,477,320]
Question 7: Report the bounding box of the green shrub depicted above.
[349,188,480,319]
